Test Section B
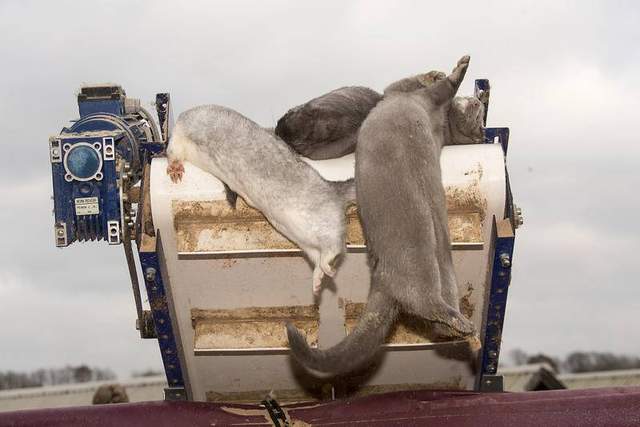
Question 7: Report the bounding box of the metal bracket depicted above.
[479,375,504,392]
[474,79,490,126]
[54,222,68,247]
[103,137,115,161]
[261,395,290,427]
[49,138,62,163]
[107,220,121,244]
[139,233,187,392]
[164,387,187,401]
[136,309,157,339]
[477,217,515,386]
[155,93,174,144]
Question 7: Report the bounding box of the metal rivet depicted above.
[499,253,511,268]
[145,268,156,282]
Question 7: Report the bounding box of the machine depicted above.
[48,81,522,403]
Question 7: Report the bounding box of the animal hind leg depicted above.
[319,248,342,278]
[312,266,325,296]
[167,160,184,183]
[430,55,471,104]
[412,295,475,338]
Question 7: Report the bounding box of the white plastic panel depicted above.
[149,144,506,401]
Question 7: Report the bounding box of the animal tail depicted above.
[331,178,356,207]
[286,289,398,375]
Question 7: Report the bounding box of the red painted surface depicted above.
[1,387,639,426]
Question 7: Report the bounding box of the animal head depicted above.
[448,96,485,145]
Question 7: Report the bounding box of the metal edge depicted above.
[138,234,189,399]
[177,243,482,258]
[194,340,469,356]
[477,216,515,391]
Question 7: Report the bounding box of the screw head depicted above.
[145,267,156,282]
[499,253,511,268]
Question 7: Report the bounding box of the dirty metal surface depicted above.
[192,306,319,352]
[4,387,640,426]
[173,197,483,255]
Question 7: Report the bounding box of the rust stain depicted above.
[174,196,482,254]
[192,306,319,350]
[459,282,475,319]
[221,258,238,269]
[445,176,488,223]
[448,213,482,244]
[345,205,366,246]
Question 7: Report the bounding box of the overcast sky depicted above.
[0,1,638,379]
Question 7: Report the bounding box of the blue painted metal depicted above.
[485,127,510,154]
[51,85,160,246]
[140,141,166,155]
[77,85,125,117]
[472,79,517,391]
[138,247,186,393]
[479,219,515,383]
[51,135,121,244]
[474,79,490,125]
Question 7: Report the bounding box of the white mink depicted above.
[166,105,355,295]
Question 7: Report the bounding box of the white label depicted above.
[75,197,99,216]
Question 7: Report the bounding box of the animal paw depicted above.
[167,160,184,183]
[312,267,324,296]
[312,278,322,296]
[448,55,471,88]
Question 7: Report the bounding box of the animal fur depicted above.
[287,56,477,375]
[276,84,483,164]
[166,105,356,295]
[275,86,382,160]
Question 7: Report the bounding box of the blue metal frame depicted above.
[473,79,517,391]
[138,246,187,395]
[479,220,515,382]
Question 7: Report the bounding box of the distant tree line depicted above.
[509,349,640,373]
[0,365,115,391]
[131,368,163,378]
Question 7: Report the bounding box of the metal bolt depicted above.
[499,253,511,268]
[145,267,156,282]
[57,229,64,236]
[513,204,524,228]
[489,350,498,358]
[487,363,496,373]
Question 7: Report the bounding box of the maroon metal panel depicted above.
[2,387,639,427]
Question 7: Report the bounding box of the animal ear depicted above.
[447,55,470,90]
[417,71,446,86]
